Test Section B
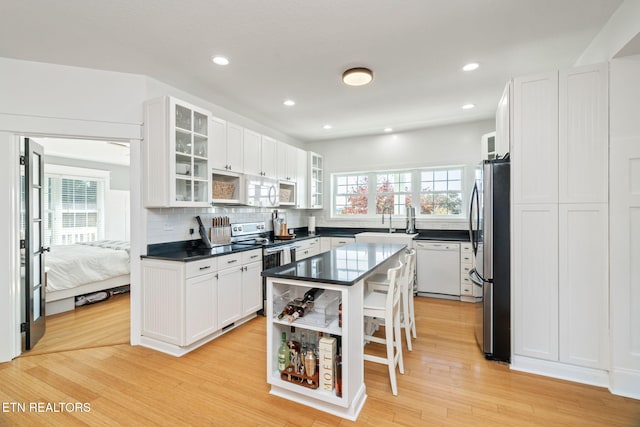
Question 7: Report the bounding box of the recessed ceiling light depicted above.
[212,56,229,66]
[283,99,296,107]
[323,124,332,130]
[462,103,475,110]
[342,67,374,86]
[462,62,479,71]
[384,127,393,132]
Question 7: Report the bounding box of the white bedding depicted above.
[46,240,130,293]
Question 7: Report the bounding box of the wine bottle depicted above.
[277,331,289,372]
[301,288,324,304]
[287,301,314,322]
[335,338,342,397]
[277,302,296,320]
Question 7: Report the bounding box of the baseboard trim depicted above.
[511,355,609,388]
[610,367,640,399]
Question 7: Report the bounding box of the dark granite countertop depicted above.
[261,242,406,286]
[141,240,262,262]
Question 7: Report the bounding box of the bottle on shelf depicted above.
[287,327,301,375]
[304,350,317,385]
[335,339,342,398]
[287,301,314,323]
[302,287,324,303]
[277,331,289,372]
[338,300,342,327]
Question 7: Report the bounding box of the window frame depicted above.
[331,166,465,219]
[44,165,108,246]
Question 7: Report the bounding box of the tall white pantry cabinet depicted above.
[511,63,609,384]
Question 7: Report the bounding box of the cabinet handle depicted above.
[227,259,238,264]
[199,265,211,270]
[250,255,259,259]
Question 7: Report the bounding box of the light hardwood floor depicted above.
[1,297,638,426]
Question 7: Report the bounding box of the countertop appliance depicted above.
[468,158,510,363]
[415,241,460,297]
[406,204,416,233]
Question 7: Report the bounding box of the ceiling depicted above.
[34,138,130,166]
[0,0,622,142]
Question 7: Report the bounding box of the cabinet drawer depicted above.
[461,242,473,253]
[460,264,472,277]
[218,252,243,269]
[461,283,473,296]
[460,252,473,265]
[186,258,218,278]
[242,249,262,264]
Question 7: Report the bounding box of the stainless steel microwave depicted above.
[244,175,279,207]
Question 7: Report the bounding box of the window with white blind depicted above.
[332,166,464,218]
[44,166,106,246]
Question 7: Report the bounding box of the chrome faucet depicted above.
[382,206,395,233]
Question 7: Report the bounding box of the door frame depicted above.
[0,115,143,362]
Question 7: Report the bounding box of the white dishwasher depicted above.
[416,241,460,297]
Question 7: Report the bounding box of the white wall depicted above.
[305,119,494,230]
[576,0,640,66]
[609,54,640,399]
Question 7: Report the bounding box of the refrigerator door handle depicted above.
[469,267,491,286]
[469,182,480,256]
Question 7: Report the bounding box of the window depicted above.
[419,169,462,215]
[44,171,105,246]
[332,166,464,218]
[334,174,368,215]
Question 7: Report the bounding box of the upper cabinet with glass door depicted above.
[143,96,212,207]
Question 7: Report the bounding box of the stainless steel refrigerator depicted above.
[468,158,510,362]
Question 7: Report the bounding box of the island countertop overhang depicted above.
[261,242,407,286]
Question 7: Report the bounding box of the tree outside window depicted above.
[335,174,368,215]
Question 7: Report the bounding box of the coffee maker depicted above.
[406,204,416,233]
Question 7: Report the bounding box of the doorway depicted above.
[19,136,132,355]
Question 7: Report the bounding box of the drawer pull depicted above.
[199,265,211,270]
[250,255,259,259]
[227,259,238,264]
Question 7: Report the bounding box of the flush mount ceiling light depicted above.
[384,127,393,132]
[283,99,296,107]
[323,124,332,130]
[211,56,229,66]
[462,103,475,110]
[462,62,479,71]
[342,67,373,86]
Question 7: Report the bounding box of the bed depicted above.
[45,240,130,315]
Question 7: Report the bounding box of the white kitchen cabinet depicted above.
[217,253,244,328]
[558,203,608,369]
[308,151,324,209]
[559,63,608,204]
[320,237,331,253]
[330,237,354,248]
[186,272,218,345]
[276,141,298,182]
[140,251,262,357]
[512,71,559,205]
[459,242,474,299]
[495,81,511,158]
[511,62,609,381]
[142,256,218,347]
[243,128,262,176]
[210,119,244,173]
[261,136,278,178]
[295,238,320,260]
[143,96,211,207]
[241,249,263,316]
[243,130,277,178]
[296,147,308,209]
[512,204,559,361]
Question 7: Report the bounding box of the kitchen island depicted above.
[262,242,406,421]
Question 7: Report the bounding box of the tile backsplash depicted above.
[146,206,310,244]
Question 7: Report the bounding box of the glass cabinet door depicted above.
[172,100,210,205]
